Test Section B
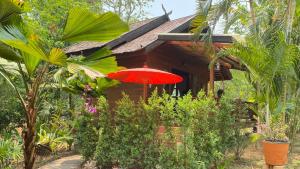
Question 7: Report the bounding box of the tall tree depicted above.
[24,0,103,49]
[102,0,154,23]
[0,1,129,168]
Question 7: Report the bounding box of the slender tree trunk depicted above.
[249,0,256,32]
[23,104,37,169]
[68,93,74,111]
[23,64,48,169]
[209,63,215,96]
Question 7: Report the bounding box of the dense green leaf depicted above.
[87,47,112,61]
[22,52,40,75]
[67,62,105,79]
[0,58,20,75]
[0,42,21,61]
[48,48,67,66]
[0,0,21,26]
[82,56,118,75]
[62,8,129,42]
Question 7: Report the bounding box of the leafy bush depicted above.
[92,91,241,168]
[0,81,24,132]
[75,112,98,161]
[0,133,23,169]
[36,114,74,155]
[95,95,160,168]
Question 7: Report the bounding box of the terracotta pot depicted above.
[262,140,289,166]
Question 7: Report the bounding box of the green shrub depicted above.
[75,113,98,161]
[0,133,23,169]
[92,91,244,168]
[95,95,160,168]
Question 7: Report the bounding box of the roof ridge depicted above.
[105,14,170,49]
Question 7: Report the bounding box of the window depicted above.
[169,69,190,97]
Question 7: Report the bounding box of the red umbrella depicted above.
[107,67,183,99]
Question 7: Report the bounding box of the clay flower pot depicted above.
[262,140,289,166]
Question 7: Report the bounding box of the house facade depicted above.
[65,13,242,104]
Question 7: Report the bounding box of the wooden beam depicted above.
[158,33,235,43]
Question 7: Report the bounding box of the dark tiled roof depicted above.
[64,16,164,54]
[64,41,104,54]
[64,15,195,54]
[129,17,158,30]
[112,15,195,54]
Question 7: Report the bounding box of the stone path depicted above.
[38,155,82,169]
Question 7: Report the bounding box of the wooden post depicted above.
[143,84,148,101]
[209,63,215,96]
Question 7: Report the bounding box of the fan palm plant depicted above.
[0,1,129,169]
[222,28,298,129]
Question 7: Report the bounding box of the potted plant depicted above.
[262,115,289,166]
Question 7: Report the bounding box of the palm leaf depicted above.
[96,78,119,94]
[22,52,40,75]
[67,48,118,79]
[62,8,129,42]
[48,48,67,66]
[0,26,48,61]
[0,42,21,61]
[0,0,21,26]
[67,63,105,79]
[0,58,20,75]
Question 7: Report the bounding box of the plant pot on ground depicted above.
[262,116,289,166]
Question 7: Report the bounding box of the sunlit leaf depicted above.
[67,62,105,79]
[22,52,40,75]
[48,48,67,66]
[96,78,119,94]
[62,8,129,42]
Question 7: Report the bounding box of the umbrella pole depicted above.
[143,84,148,101]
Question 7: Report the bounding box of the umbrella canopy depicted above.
[107,67,183,84]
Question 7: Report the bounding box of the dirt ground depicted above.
[231,135,300,169]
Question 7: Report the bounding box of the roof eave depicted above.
[157,33,235,43]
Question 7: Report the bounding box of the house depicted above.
[65,13,242,104]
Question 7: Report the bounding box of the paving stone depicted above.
[39,155,82,169]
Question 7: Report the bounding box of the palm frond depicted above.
[22,52,40,75]
[48,48,67,66]
[0,42,21,61]
[62,8,129,42]
[67,63,105,79]
[0,0,21,26]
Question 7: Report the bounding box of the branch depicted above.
[0,65,26,110]
[17,61,29,93]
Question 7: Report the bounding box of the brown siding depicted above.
[105,52,146,107]
[146,44,209,96]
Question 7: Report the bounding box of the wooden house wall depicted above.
[146,44,210,96]
[105,51,146,107]
[105,44,211,106]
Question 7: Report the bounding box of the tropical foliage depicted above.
[194,0,300,144]
[86,92,252,169]
[0,0,128,168]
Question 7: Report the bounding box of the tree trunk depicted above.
[22,64,47,169]
[209,63,215,96]
[23,105,37,169]
[249,0,256,26]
